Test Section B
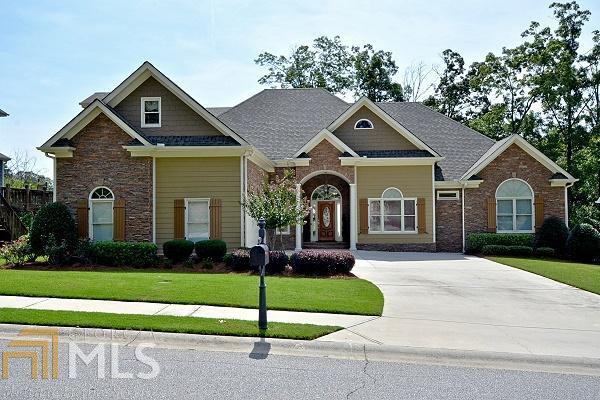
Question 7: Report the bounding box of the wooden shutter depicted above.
[359,199,369,234]
[113,199,126,241]
[174,199,185,240]
[76,199,89,239]
[486,198,496,232]
[210,198,222,240]
[534,195,544,230]
[417,198,427,234]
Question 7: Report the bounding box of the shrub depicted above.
[266,251,289,275]
[195,240,227,262]
[466,233,534,254]
[535,216,569,253]
[163,240,194,263]
[290,250,355,276]
[29,202,77,257]
[89,241,158,267]
[44,236,70,265]
[0,235,34,266]
[225,249,251,271]
[566,224,600,262]
[534,247,555,258]
[481,245,533,257]
[201,258,214,269]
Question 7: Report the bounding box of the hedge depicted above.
[535,216,569,253]
[481,245,533,257]
[89,242,158,267]
[290,250,355,276]
[533,247,556,258]
[266,251,289,275]
[466,233,534,254]
[224,249,251,271]
[566,224,600,262]
[29,202,77,257]
[163,240,194,263]
[195,240,227,262]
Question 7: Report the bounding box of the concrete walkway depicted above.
[0,295,375,329]
[319,251,600,359]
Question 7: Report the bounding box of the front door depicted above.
[318,201,335,241]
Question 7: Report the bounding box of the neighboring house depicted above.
[38,62,577,252]
[0,108,9,187]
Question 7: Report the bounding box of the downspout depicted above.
[564,181,574,228]
[44,152,57,202]
[152,157,156,243]
[461,182,466,254]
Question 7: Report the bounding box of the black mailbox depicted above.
[250,244,270,267]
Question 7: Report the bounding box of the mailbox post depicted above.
[250,218,270,330]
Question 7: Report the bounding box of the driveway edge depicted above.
[0,323,598,376]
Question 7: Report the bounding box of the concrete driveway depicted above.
[320,251,600,359]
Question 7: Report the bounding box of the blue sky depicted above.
[1,0,599,176]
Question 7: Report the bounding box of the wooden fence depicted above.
[1,185,53,213]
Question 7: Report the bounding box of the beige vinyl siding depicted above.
[333,106,418,151]
[357,165,434,244]
[156,157,241,249]
[114,77,223,136]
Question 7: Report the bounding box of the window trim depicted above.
[141,97,161,128]
[184,198,211,242]
[437,190,459,200]
[495,178,535,233]
[89,186,114,242]
[367,187,417,234]
[354,118,374,130]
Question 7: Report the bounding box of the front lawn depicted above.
[0,269,383,316]
[489,257,600,295]
[0,308,341,340]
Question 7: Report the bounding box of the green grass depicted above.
[0,308,341,340]
[489,257,600,295]
[0,269,383,315]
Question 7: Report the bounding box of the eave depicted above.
[340,156,443,166]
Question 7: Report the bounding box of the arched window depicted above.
[312,184,341,201]
[89,187,114,241]
[354,119,374,130]
[369,187,416,233]
[496,179,534,232]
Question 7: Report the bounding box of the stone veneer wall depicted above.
[56,114,153,242]
[464,144,565,237]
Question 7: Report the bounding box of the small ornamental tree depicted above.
[243,169,311,250]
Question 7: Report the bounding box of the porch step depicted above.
[303,242,349,250]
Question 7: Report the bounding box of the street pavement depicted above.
[1,338,599,400]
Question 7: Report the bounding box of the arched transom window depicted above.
[312,184,341,201]
[89,187,114,241]
[354,119,374,130]
[369,188,416,233]
[496,179,534,232]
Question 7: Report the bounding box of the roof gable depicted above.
[294,129,359,158]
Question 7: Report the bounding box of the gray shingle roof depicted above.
[356,150,434,158]
[140,135,240,146]
[80,92,109,107]
[207,107,231,116]
[0,108,8,117]
[376,102,495,180]
[0,152,10,161]
[219,88,349,160]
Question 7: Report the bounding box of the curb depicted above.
[0,323,599,376]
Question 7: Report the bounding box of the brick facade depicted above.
[464,144,565,237]
[435,192,463,252]
[247,160,268,192]
[56,114,153,242]
[295,140,354,183]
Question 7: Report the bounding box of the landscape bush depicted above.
[225,249,251,271]
[0,235,35,266]
[163,240,195,263]
[29,202,77,258]
[89,241,158,267]
[265,251,289,275]
[481,245,533,257]
[195,240,227,262]
[533,247,556,258]
[466,233,534,254]
[566,223,600,263]
[290,250,355,276]
[535,216,569,253]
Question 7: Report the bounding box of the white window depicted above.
[368,188,417,233]
[141,97,161,127]
[90,187,114,242]
[185,199,210,242]
[437,190,459,200]
[496,179,534,233]
[354,119,374,129]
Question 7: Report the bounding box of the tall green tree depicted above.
[351,44,404,101]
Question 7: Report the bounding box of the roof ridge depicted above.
[219,89,269,118]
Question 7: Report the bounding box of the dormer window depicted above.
[354,119,373,129]
[141,97,161,127]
